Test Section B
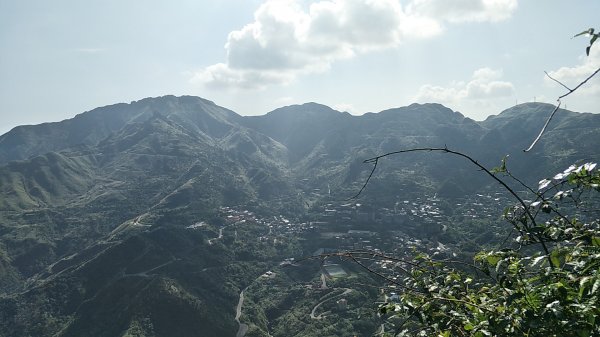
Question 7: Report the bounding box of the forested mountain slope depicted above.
[0,96,598,336]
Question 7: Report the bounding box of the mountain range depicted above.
[0,95,599,336]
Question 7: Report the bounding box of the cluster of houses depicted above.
[209,193,511,320]
[192,192,510,287]
[206,190,510,259]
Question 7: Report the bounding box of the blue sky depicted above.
[1,0,599,135]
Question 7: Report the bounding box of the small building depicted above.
[337,298,348,310]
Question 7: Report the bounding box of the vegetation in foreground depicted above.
[378,161,600,336]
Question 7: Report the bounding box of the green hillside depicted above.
[0,96,599,336]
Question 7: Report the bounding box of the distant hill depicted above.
[0,96,599,336]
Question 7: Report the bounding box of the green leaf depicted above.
[592,278,600,294]
[576,329,591,337]
[415,252,428,261]
[491,155,509,174]
[574,28,594,37]
[379,303,394,314]
[486,254,501,267]
[579,276,591,300]
[555,282,568,299]
[464,323,474,331]
[550,250,561,268]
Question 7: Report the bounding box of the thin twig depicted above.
[524,66,600,152]
[340,249,426,268]
[357,148,535,226]
[351,147,552,259]
[544,71,572,91]
[505,169,571,224]
[558,66,600,99]
[523,101,561,152]
[431,296,494,313]
[347,253,426,293]
[347,158,378,200]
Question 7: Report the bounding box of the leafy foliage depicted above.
[575,28,599,56]
[379,163,600,336]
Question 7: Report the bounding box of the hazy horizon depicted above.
[0,95,581,136]
[1,0,599,135]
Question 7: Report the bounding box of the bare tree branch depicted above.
[312,250,426,293]
[346,157,378,200]
[524,66,600,152]
[350,147,552,259]
[544,71,572,91]
[523,101,561,153]
[557,66,600,99]
[354,147,533,224]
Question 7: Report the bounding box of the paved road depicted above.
[310,288,352,319]
[207,227,224,245]
[235,288,249,337]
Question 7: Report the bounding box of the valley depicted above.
[0,95,599,336]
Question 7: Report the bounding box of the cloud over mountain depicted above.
[193,0,518,89]
[414,67,515,118]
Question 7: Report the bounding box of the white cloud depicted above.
[191,63,295,90]
[406,0,518,23]
[194,0,518,89]
[332,102,357,113]
[546,46,600,96]
[414,67,516,118]
[416,67,515,101]
[463,68,514,100]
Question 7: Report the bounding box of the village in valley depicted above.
[186,190,512,298]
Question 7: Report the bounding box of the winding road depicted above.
[235,288,249,337]
[310,288,352,319]
[207,227,224,245]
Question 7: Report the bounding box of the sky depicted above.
[1,0,599,135]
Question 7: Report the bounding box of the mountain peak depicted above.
[495,102,557,115]
[130,95,217,107]
[0,95,240,163]
[372,103,467,125]
[481,102,576,128]
[265,102,344,118]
